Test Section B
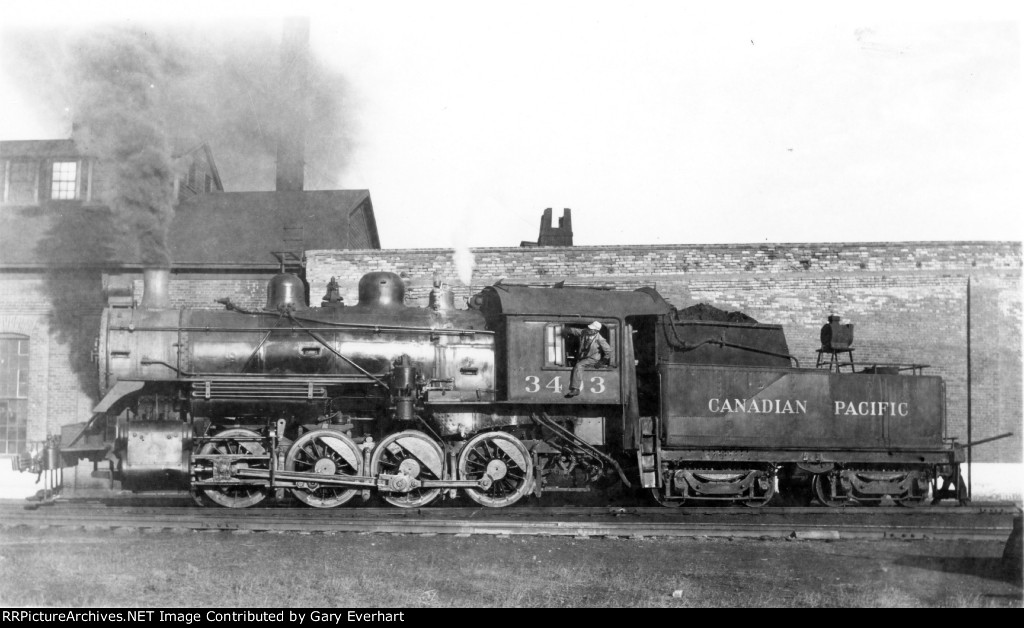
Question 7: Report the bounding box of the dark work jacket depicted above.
[565,328,614,363]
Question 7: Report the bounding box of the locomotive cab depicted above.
[472,284,669,405]
[504,317,621,403]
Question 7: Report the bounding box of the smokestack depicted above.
[276,17,309,192]
[141,268,171,309]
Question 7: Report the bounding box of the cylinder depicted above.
[140,268,171,309]
[391,355,416,421]
[45,443,61,471]
[395,398,415,422]
[392,355,416,391]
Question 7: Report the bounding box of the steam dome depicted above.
[357,272,405,306]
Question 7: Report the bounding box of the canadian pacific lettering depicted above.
[708,398,910,417]
[834,400,909,416]
[708,398,808,414]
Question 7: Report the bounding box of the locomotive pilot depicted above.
[563,321,614,398]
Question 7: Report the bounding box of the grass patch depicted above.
[0,528,1019,608]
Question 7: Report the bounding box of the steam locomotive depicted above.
[17,269,966,508]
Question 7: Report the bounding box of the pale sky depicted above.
[2,0,1022,250]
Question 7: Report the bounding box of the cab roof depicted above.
[478,284,672,319]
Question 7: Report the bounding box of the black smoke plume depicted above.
[72,26,178,268]
[1,20,356,234]
[1,20,354,405]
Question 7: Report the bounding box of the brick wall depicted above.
[307,241,1022,463]
[120,272,275,312]
[1,242,1019,464]
[0,272,105,442]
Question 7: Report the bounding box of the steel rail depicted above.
[2,498,1017,515]
[1,500,1018,517]
[0,503,1016,542]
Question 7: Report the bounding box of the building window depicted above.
[204,174,213,193]
[0,334,29,455]
[50,161,78,199]
[186,161,197,190]
[4,160,38,204]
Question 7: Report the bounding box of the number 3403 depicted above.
[524,375,606,394]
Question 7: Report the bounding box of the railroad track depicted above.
[1,499,1018,542]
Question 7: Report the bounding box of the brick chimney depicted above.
[276,17,309,192]
[521,208,573,247]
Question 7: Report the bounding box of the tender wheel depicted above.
[286,429,362,508]
[195,428,269,509]
[896,475,931,508]
[649,470,687,507]
[650,486,685,508]
[457,431,533,508]
[812,473,848,508]
[370,430,444,508]
[744,470,777,508]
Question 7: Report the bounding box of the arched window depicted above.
[0,334,29,455]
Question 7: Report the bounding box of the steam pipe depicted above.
[108,324,488,338]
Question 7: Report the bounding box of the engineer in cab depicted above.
[563,321,614,397]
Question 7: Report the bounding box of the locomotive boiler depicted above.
[17,267,967,508]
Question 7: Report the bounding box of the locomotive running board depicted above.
[187,375,386,401]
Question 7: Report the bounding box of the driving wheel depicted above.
[457,431,533,508]
[286,429,362,508]
[370,430,445,508]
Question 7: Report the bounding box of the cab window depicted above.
[543,323,616,368]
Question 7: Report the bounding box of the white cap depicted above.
[588,321,602,331]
